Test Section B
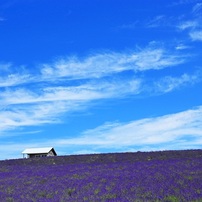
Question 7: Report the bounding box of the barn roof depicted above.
[22,147,56,154]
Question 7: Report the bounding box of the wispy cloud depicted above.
[192,2,202,15]
[54,106,202,149]
[171,0,201,6]
[146,15,172,28]
[0,45,186,88]
[0,77,141,134]
[40,46,185,80]
[154,71,201,93]
[1,106,202,159]
[1,70,199,134]
[178,19,202,41]
[178,20,199,30]
[189,30,202,41]
[0,44,194,136]
[0,78,141,105]
[175,44,191,50]
[132,48,185,70]
[0,102,65,131]
[0,62,12,71]
[177,2,202,41]
[0,74,31,87]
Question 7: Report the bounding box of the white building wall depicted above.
[47,150,55,156]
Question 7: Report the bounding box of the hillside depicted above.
[0,150,202,201]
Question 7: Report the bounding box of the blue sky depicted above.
[0,0,202,159]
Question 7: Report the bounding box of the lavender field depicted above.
[0,150,202,202]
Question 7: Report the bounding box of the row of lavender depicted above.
[0,150,202,201]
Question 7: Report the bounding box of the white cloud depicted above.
[0,46,185,89]
[1,69,198,133]
[54,106,202,149]
[40,47,185,79]
[175,44,190,50]
[178,20,198,30]
[189,30,202,41]
[0,74,31,87]
[177,3,202,42]
[192,3,202,15]
[0,78,141,105]
[146,15,172,28]
[133,48,184,70]
[0,77,141,133]
[0,102,63,131]
[0,44,194,136]
[154,72,201,93]
[1,106,202,160]
[0,62,12,71]
[172,0,201,6]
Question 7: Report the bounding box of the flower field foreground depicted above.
[0,150,202,202]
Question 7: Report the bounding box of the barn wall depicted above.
[47,150,56,156]
[29,153,47,158]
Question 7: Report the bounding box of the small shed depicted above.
[22,147,57,158]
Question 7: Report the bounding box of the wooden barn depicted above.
[22,147,57,158]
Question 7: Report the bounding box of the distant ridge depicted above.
[1,149,202,165]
